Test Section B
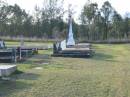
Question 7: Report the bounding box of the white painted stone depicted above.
[61,40,66,50]
[0,40,5,48]
[34,67,43,70]
[0,65,17,76]
[42,62,49,65]
[66,16,75,46]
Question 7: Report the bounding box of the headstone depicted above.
[0,39,5,48]
[60,40,66,50]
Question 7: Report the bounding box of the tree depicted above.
[80,1,98,40]
[81,1,98,24]
[0,1,12,35]
[93,11,104,40]
[22,15,33,37]
[123,14,130,38]
[32,5,42,37]
[111,11,123,39]
[7,4,28,36]
[101,1,114,40]
[41,0,64,38]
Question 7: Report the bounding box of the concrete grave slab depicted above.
[0,65,17,76]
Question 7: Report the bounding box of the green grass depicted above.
[5,41,52,47]
[1,43,130,97]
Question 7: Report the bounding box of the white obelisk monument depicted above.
[66,7,75,46]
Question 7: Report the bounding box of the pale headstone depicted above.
[0,40,5,48]
[60,40,66,50]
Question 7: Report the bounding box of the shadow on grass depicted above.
[0,71,40,97]
[13,72,40,81]
[23,54,51,65]
[0,59,13,63]
[0,80,33,97]
[93,52,116,62]
[13,70,24,74]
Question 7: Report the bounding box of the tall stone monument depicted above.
[66,7,75,47]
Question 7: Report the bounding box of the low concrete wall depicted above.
[0,65,17,76]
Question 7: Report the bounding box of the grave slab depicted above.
[0,65,17,76]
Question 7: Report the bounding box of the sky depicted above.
[6,0,130,21]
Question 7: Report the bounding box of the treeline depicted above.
[0,0,130,41]
[80,1,130,41]
[0,0,66,39]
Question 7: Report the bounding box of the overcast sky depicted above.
[6,0,130,21]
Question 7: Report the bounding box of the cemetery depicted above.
[0,0,130,97]
[0,9,94,64]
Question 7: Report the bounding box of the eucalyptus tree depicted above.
[101,1,114,40]
[123,14,130,38]
[22,15,33,37]
[93,11,104,40]
[41,0,64,38]
[0,1,8,23]
[7,4,28,36]
[81,2,98,24]
[80,1,98,40]
[0,0,12,35]
[111,11,123,39]
[32,5,42,37]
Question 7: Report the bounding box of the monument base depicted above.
[52,43,94,58]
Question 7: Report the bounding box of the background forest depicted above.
[0,0,130,42]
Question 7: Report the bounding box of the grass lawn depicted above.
[5,41,52,47]
[1,42,130,97]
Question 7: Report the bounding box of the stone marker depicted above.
[66,9,75,46]
[61,40,66,50]
[0,39,5,48]
[0,65,17,76]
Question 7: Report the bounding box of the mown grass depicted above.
[1,42,130,97]
[5,41,52,47]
